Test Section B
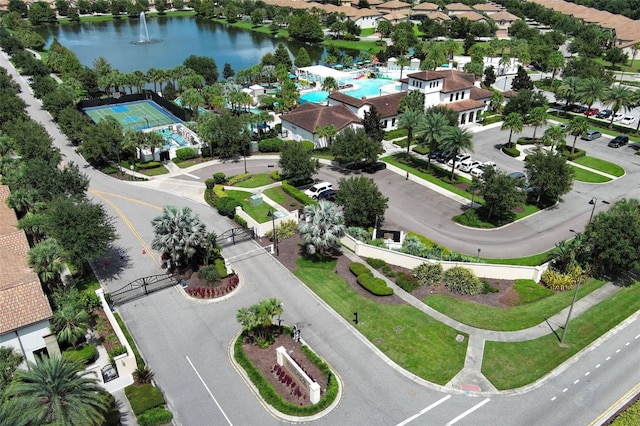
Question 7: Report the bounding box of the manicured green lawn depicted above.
[572,156,625,177]
[323,39,383,54]
[225,190,271,223]
[295,262,467,385]
[360,28,375,36]
[139,166,168,176]
[423,279,605,331]
[481,248,554,266]
[570,165,612,183]
[174,159,198,169]
[233,173,273,188]
[211,18,288,37]
[513,279,554,305]
[263,187,287,204]
[483,281,640,389]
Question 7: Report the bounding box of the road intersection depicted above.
[3,49,640,424]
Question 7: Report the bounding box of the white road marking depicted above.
[585,372,590,376]
[596,364,601,368]
[396,395,451,426]
[626,342,631,346]
[563,388,568,392]
[635,334,640,339]
[616,349,621,353]
[551,396,557,401]
[184,173,200,179]
[606,356,611,360]
[574,380,580,384]
[185,356,233,426]
[445,398,491,425]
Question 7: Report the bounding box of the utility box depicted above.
[249,194,263,206]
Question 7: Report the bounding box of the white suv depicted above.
[304,182,333,199]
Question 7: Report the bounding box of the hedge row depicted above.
[63,344,96,366]
[282,180,316,206]
[113,313,144,369]
[234,213,248,228]
[502,145,521,157]
[412,145,430,155]
[561,148,586,160]
[482,115,503,125]
[357,274,394,296]
[233,335,339,416]
[258,138,283,152]
[349,262,371,277]
[124,384,165,416]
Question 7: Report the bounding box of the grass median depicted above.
[423,279,605,331]
[294,259,467,385]
[233,173,274,188]
[483,281,640,389]
[572,156,625,177]
[570,165,612,183]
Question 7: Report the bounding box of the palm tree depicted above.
[144,131,165,162]
[17,212,48,244]
[576,77,607,113]
[398,108,425,157]
[527,106,548,140]
[397,55,410,80]
[181,88,205,118]
[543,124,567,152]
[146,67,162,93]
[566,116,589,153]
[556,76,580,111]
[631,41,640,69]
[415,111,449,170]
[440,127,474,180]
[602,85,633,127]
[123,129,145,166]
[321,76,339,93]
[6,357,108,426]
[298,201,346,256]
[28,238,65,285]
[547,50,564,88]
[51,304,90,348]
[315,124,337,147]
[501,112,523,147]
[151,205,208,268]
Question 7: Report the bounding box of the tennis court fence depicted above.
[78,90,187,121]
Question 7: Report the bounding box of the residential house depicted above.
[472,3,501,14]
[443,2,473,15]
[327,91,407,131]
[280,102,363,147]
[0,185,59,364]
[348,8,384,29]
[401,70,493,124]
[377,0,411,14]
[488,11,520,39]
[380,12,410,25]
[455,11,489,24]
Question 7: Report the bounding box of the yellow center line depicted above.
[589,380,640,425]
[90,189,159,267]
[90,188,163,211]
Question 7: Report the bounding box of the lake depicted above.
[36,16,336,74]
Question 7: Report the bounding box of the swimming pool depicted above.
[300,78,401,104]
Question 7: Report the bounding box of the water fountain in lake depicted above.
[132,12,161,44]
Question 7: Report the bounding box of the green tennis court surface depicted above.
[83,100,181,130]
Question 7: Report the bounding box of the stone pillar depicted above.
[276,346,285,366]
[310,382,320,404]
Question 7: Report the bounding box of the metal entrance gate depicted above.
[109,274,177,306]
[216,227,254,247]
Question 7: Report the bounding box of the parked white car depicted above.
[458,159,482,173]
[304,182,333,199]
[447,154,471,168]
[620,116,636,126]
[470,161,496,178]
[612,112,625,121]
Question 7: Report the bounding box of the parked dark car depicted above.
[595,109,612,119]
[427,150,442,160]
[316,188,336,201]
[365,161,387,173]
[570,105,587,114]
[438,152,454,164]
[608,135,629,148]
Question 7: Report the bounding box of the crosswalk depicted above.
[396,394,491,426]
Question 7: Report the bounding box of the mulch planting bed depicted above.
[415,278,519,308]
[241,332,329,406]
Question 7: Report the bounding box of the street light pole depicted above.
[560,276,583,345]
[243,143,248,174]
[588,197,597,224]
[476,248,481,263]
[268,208,278,256]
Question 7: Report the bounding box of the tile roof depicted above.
[456,11,487,22]
[0,185,52,335]
[472,3,501,13]
[281,103,361,133]
[444,2,473,12]
[470,86,494,101]
[407,70,476,93]
[441,99,486,112]
[377,0,411,10]
[489,11,519,22]
[363,92,407,118]
[412,2,439,11]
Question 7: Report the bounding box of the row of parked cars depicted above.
[427,150,497,178]
[568,105,637,126]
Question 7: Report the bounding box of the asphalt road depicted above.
[3,51,640,425]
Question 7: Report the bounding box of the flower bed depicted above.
[186,275,239,299]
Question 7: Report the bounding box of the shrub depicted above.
[198,265,220,285]
[270,170,281,181]
[114,313,144,369]
[265,220,298,241]
[541,265,583,291]
[133,365,154,385]
[108,345,128,364]
[213,172,227,184]
[443,266,483,295]
[481,280,499,294]
[381,264,395,278]
[137,407,173,426]
[216,197,239,218]
[561,148,586,161]
[125,384,165,416]
[213,185,227,198]
[357,274,393,296]
[516,137,542,145]
[63,344,97,366]
[214,258,228,278]
[413,262,443,287]
[347,226,372,242]
[395,273,420,292]
[349,262,372,277]
[100,391,121,426]
[205,178,215,189]
[175,147,198,161]
[301,140,315,151]
[502,145,521,157]
[258,138,283,152]
[282,180,316,206]
[234,213,247,228]
[136,161,163,170]
[227,173,251,186]
[366,258,387,269]
[412,145,429,155]
[482,115,502,125]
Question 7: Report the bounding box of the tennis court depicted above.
[83,100,182,131]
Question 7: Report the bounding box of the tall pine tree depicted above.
[362,105,385,142]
